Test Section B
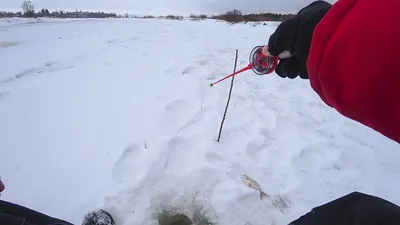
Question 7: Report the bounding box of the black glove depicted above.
[288,192,400,225]
[267,0,332,79]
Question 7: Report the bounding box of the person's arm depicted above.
[267,0,400,143]
[306,0,400,143]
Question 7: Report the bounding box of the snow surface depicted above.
[0,18,399,225]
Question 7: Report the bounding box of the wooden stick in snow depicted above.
[217,49,238,142]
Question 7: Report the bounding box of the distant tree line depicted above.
[212,9,294,23]
[0,1,118,18]
[1,1,294,22]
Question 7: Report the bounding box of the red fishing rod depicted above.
[210,45,290,87]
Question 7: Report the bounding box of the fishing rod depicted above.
[210,45,291,87]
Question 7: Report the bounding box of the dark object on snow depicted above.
[288,192,400,225]
[0,179,4,192]
[158,213,193,225]
[267,0,332,79]
[0,200,73,225]
[82,209,116,225]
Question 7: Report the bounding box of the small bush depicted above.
[165,15,183,20]
[189,14,208,21]
[142,15,155,19]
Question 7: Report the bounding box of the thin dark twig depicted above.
[217,49,238,142]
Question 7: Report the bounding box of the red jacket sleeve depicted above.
[306,0,400,143]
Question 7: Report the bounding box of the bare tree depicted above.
[21,1,35,17]
[225,9,242,16]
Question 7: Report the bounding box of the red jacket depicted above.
[307,0,400,143]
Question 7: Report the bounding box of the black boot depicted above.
[82,209,115,225]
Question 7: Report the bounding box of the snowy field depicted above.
[1,18,399,225]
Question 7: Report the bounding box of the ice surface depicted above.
[0,18,399,225]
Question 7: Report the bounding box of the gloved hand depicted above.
[266,0,332,79]
[288,192,400,225]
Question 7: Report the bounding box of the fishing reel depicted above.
[249,45,279,75]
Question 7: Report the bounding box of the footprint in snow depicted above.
[182,66,196,75]
[258,127,277,141]
[165,136,186,151]
[258,93,282,111]
[226,163,244,179]
[112,144,142,183]
[195,59,210,66]
[205,152,225,164]
[162,136,194,172]
[291,145,327,171]
[255,110,277,131]
[159,99,190,133]
[165,99,186,112]
[204,71,218,80]
[245,142,264,161]
[165,68,174,74]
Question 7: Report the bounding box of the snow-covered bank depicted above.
[0,18,399,225]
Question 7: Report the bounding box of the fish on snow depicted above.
[241,174,269,200]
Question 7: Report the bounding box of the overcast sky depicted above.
[2,0,338,15]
